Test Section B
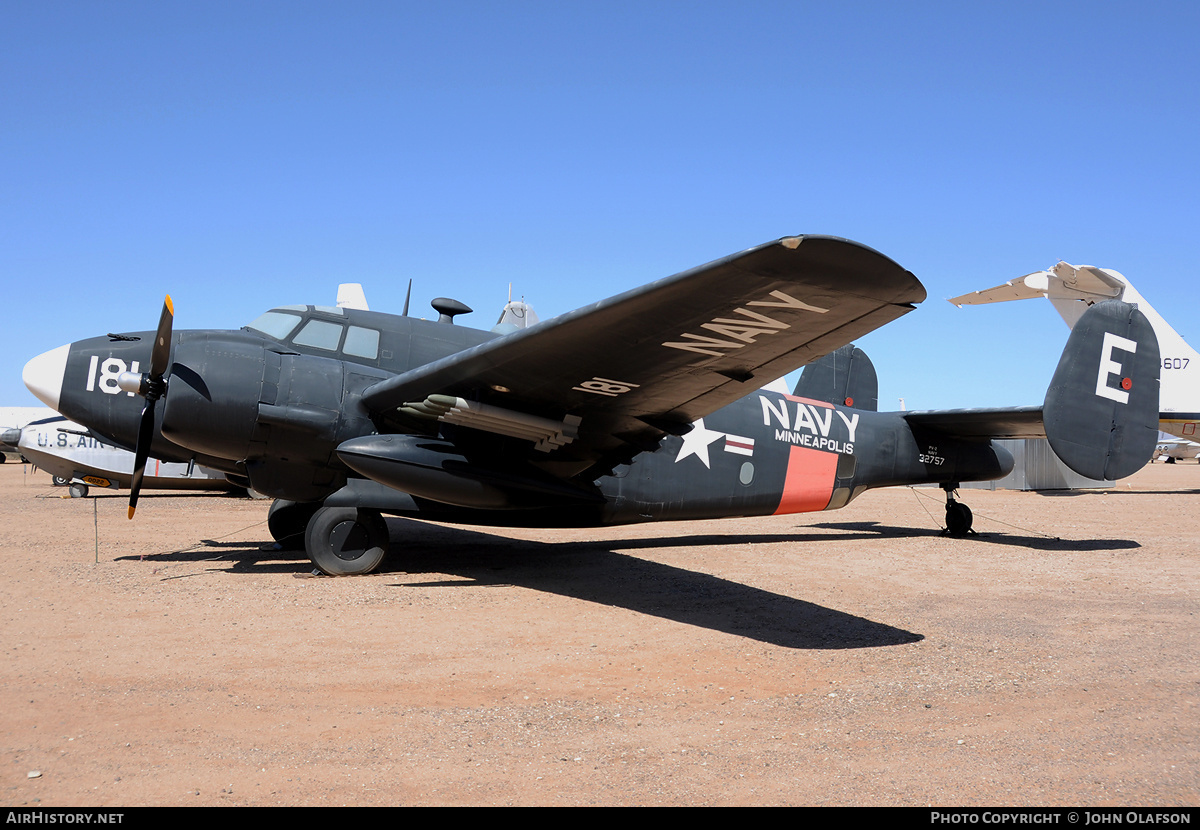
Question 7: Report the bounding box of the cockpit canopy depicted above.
[245,305,382,360]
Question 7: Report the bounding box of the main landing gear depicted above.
[267,499,391,576]
[942,484,975,537]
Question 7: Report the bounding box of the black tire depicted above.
[304,507,389,576]
[945,501,973,537]
[267,500,321,550]
[52,475,68,487]
[68,483,89,498]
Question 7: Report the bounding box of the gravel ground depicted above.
[1,460,1197,806]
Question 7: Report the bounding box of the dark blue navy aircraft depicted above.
[23,236,1161,575]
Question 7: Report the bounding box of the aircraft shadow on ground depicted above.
[116,519,924,650]
[113,514,1140,650]
[807,521,1141,552]
[1035,488,1200,497]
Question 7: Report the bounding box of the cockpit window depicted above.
[246,309,379,360]
[343,326,380,359]
[246,311,303,340]
[292,319,344,351]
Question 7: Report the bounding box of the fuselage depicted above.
[594,391,1012,525]
[25,303,1014,526]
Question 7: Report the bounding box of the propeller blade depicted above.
[128,295,174,520]
[128,398,158,519]
[150,296,174,378]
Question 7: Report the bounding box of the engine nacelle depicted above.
[160,332,269,460]
[161,331,389,501]
[337,434,601,510]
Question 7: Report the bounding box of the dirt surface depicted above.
[1,461,1197,807]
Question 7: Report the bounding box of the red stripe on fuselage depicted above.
[782,393,832,408]
[773,445,838,515]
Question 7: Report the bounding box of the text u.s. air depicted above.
[23,235,1162,575]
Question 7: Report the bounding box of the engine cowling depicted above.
[337,433,602,510]
[160,332,270,461]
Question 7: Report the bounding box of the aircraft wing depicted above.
[360,235,925,474]
[903,406,1046,439]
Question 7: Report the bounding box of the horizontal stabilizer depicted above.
[947,272,1050,306]
[947,264,1125,308]
[903,406,1046,439]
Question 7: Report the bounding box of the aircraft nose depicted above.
[23,344,70,410]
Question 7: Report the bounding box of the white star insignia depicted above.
[674,418,723,468]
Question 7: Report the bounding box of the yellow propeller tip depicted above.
[127,506,136,520]
[165,295,174,315]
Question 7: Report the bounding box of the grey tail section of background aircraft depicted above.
[23,235,1161,576]
[0,406,55,457]
[949,262,1198,442]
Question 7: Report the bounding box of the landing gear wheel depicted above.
[68,483,89,498]
[52,475,68,487]
[945,500,973,537]
[305,507,389,576]
[267,500,321,550]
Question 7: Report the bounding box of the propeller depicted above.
[116,296,174,519]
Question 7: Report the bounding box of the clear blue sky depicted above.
[4,1,1198,411]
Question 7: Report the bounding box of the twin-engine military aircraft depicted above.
[22,236,1161,575]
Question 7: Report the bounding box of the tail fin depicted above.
[492,295,541,334]
[1043,300,1160,480]
[792,344,879,410]
[336,283,369,311]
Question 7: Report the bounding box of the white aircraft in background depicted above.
[15,413,239,498]
[1153,435,1200,463]
[949,262,1200,441]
